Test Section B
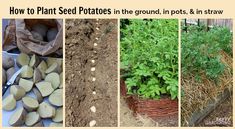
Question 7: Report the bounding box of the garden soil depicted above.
[65,19,118,127]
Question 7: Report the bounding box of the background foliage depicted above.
[181,25,232,81]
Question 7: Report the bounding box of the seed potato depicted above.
[32,23,48,37]
[45,62,61,74]
[37,60,47,79]
[19,78,34,92]
[31,31,43,41]
[52,107,63,122]
[47,28,58,42]
[32,88,43,103]
[37,102,56,118]
[29,54,40,68]
[10,85,26,100]
[21,65,34,78]
[3,55,14,69]
[25,112,41,126]
[49,89,63,107]
[9,107,27,126]
[7,67,15,81]
[16,53,30,67]
[45,72,60,89]
[33,68,42,83]
[22,96,39,111]
[35,81,54,97]
[3,94,16,111]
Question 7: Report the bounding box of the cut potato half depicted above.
[52,107,63,122]
[16,53,30,67]
[47,58,56,67]
[10,85,26,100]
[37,60,47,79]
[29,54,40,68]
[3,94,16,111]
[45,62,61,74]
[9,107,27,126]
[37,102,55,118]
[22,96,39,112]
[47,58,62,67]
[19,78,34,92]
[7,67,15,81]
[25,112,41,126]
[49,89,63,107]
[45,72,60,89]
[32,88,43,103]
[35,81,54,97]
[21,65,34,78]
[33,68,42,83]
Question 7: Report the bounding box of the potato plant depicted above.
[121,19,178,99]
[181,25,232,81]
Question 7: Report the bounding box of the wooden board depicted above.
[186,88,231,126]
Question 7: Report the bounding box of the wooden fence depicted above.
[182,19,233,31]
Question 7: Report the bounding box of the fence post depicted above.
[185,19,187,32]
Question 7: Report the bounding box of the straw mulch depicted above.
[181,51,233,126]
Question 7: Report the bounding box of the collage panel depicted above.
[65,19,118,127]
[1,18,234,128]
[120,19,179,127]
[181,19,233,127]
[2,19,64,127]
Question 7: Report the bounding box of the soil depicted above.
[120,97,157,127]
[120,97,178,127]
[197,96,233,127]
[65,19,118,127]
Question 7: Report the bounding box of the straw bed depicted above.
[181,51,233,126]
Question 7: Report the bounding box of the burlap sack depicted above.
[15,19,63,56]
[3,19,17,51]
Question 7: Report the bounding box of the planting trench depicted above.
[65,19,117,127]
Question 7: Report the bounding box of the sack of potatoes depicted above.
[15,19,63,56]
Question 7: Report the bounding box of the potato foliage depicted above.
[121,19,178,99]
[181,25,232,81]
